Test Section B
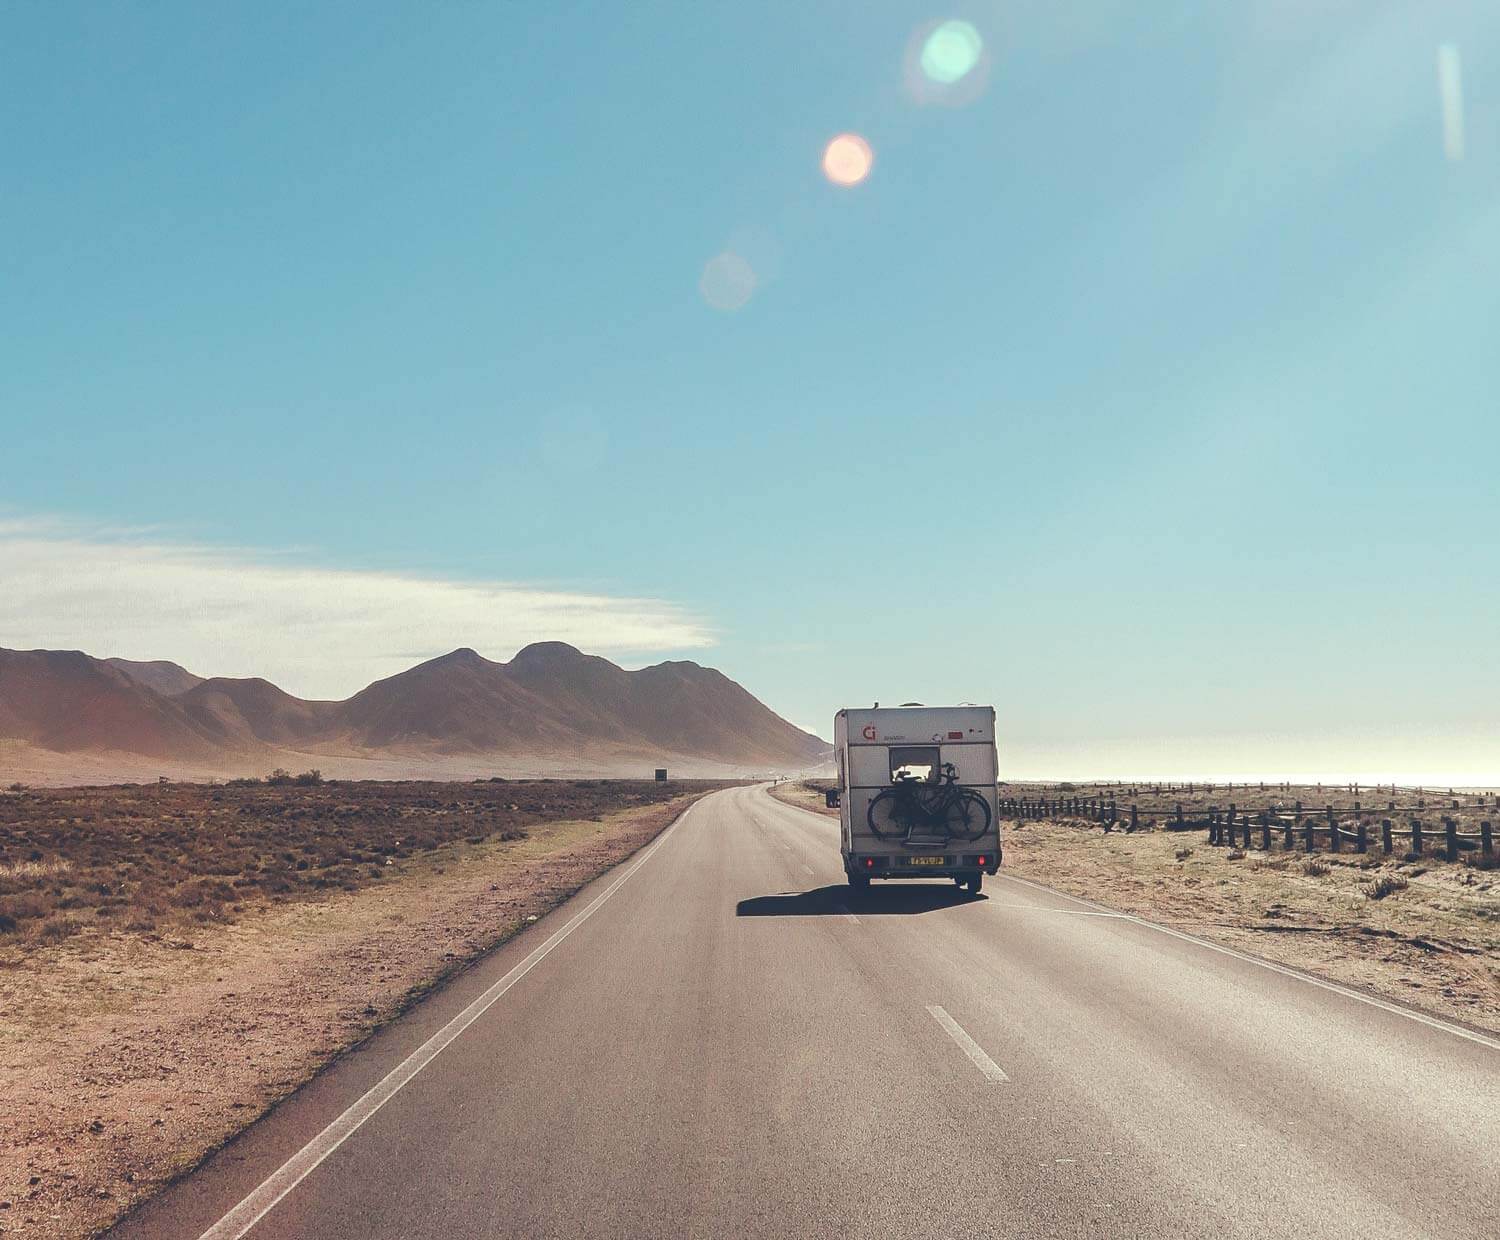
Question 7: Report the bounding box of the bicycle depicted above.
[866,762,992,845]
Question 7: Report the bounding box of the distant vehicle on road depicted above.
[833,705,1000,893]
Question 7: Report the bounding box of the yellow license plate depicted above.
[909,856,946,866]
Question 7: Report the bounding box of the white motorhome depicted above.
[833,705,1000,893]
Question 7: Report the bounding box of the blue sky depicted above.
[3,2,1497,781]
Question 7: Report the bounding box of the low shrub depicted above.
[37,915,80,942]
[1366,874,1409,900]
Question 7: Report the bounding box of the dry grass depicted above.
[0,778,717,945]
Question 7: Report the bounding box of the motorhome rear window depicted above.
[888,745,939,783]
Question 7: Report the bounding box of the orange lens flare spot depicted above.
[821,133,874,187]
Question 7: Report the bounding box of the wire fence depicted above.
[999,793,1497,864]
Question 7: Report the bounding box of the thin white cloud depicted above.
[0,517,713,699]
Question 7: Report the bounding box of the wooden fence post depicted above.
[1327,805,1339,853]
[1304,815,1315,853]
[1227,804,1236,849]
[1482,822,1493,858]
[1382,819,1393,855]
[1176,802,1184,830]
[1260,811,1271,851]
[1445,817,1458,863]
[1283,815,1294,849]
[1130,804,1138,833]
[1356,821,1367,854]
[1411,819,1423,856]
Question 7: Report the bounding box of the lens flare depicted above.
[921,19,982,84]
[1438,44,1465,162]
[903,18,991,107]
[822,133,874,187]
[699,251,757,312]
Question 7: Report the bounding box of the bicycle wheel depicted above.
[941,790,992,842]
[866,789,909,840]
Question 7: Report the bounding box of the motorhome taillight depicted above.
[864,858,874,868]
[978,855,987,865]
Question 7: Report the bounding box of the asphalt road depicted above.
[114,784,1498,1240]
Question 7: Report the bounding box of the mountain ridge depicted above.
[0,643,827,777]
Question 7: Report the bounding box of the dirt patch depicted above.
[0,784,721,1239]
[1003,816,1499,1034]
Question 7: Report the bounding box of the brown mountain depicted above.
[334,648,582,753]
[0,649,221,759]
[507,643,819,766]
[0,643,828,774]
[179,678,339,748]
[103,657,204,697]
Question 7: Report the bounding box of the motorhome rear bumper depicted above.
[846,852,1001,878]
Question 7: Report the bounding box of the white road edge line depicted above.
[996,872,1500,1053]
[927,1005,1009,1082]
[986,904,1127,918]
[833,903,860,925]
[196,800,703,1240]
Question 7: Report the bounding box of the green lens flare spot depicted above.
[920,20,983,85]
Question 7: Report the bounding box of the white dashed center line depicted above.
[927,1005,1009,1082]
